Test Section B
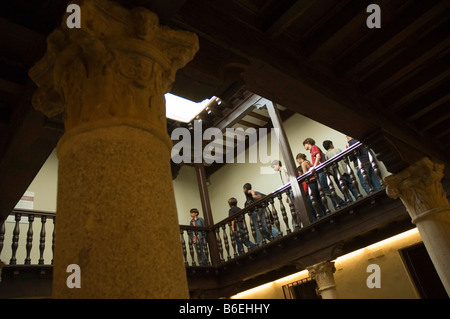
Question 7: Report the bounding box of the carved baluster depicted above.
[10,213,21,265]
[214,227,225,263]
[314,171,330,215]
[193,229,204,266]
[228,221,238,258]
[25,214,35,264]
[241,214,252,251]
[221,224,231,260]
[276,193,291,234]
[0,219,5,257]
[232,220,239,254]
[201,230,210,266]
[51,216,55,265]
[344,156,362,198]
[187,230,196,266]
[38,215,47,265]
[255,207,267,246]
[262,202,274,240]
[334,162,351,204]
[269,197,282,236]
[326,171,341,210]
[367,147,383,185]
[358,157,374,193]
[307,179,321,221]
[247,211,259,245]
[285,187,300,229]
[180,229,188,266]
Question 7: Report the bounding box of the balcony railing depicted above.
[1,142,384,271]
[177,141,384,267]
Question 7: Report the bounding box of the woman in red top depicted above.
[296,153,327,221]
[303,138,346,210]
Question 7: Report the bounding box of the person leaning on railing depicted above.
[296,155,327,221]
[322,139,359,201]
[302,138,346,209]
[243,183,279,246]
[228,197,255,255]
[346,136,382,194]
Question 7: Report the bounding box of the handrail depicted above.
[180,141,385,266]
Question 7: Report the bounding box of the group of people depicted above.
[273,136,382,222]
[188,136,383,265]
[188,182,279,264]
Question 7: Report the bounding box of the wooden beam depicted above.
[0,103,62,223]
[267,101,309,227]
[212,93,260,131]
[383,54,450,110]
[264,0,317,36]
[335,0,450,78]
[246,111,270,122]
[299,0,367,57]
[361,20,450,94]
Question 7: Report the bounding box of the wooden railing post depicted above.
[10,213,21,265]
[25,214,35,264]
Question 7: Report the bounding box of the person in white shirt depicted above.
[322,140,359,201]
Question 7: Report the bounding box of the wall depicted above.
[173,165,203,225]
[231,228,422,299]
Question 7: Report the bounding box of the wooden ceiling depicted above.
[1,0,450,221]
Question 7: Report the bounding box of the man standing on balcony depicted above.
[323,140,359,201]
[243,183,279,246]
[228,197,255,255]
[303,138,346,209]
[189,208,208,266]
[271,160,301,228]
[346,136,382,194]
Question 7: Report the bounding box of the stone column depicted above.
[307,261,338,299]
[28,0,199,298]
[385,157,450,297]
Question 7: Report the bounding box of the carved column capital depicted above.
[28,0,198,137]
[307,261,338,298]
[385,157,450,224]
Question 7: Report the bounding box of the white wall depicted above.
[172,165,203,225]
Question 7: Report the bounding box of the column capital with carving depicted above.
[307,261,337,297]
[28,0,199,136]
[385,157,450,224]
